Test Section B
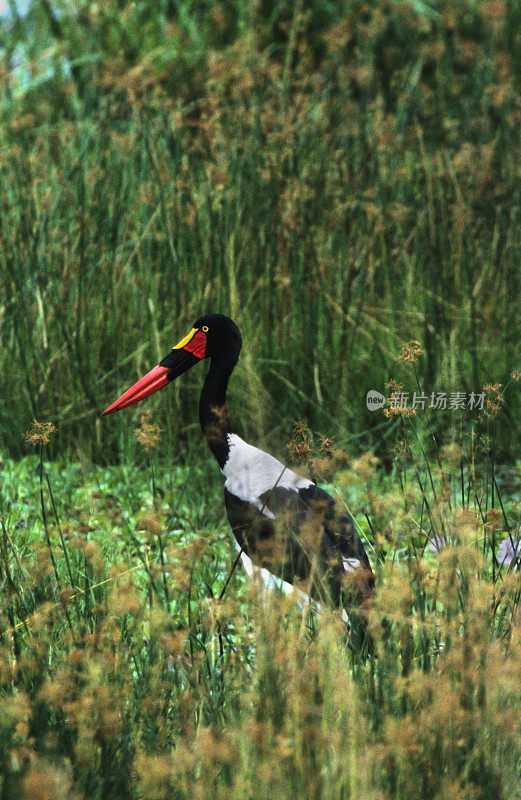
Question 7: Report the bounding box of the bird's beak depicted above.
[101,327,207,416]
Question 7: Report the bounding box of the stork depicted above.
[102,314,374,637]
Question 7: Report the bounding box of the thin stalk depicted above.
[44,471,81,620]
[38,443,60,599]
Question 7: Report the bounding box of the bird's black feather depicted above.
[224,483,374,611]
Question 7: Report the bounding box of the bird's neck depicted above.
[199,354,236,468]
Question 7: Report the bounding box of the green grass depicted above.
[1,0,521,460]
[2,1,521,796]
[1,418,521,798]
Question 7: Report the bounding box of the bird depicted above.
[102,314,374,636]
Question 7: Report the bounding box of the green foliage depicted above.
[0,0,520,459]
[0,421,521,798]
[1,2,521,796]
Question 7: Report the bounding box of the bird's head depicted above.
[101,313,242,416]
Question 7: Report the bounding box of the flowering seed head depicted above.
[24,420,56,447]
[135,410,162,451]
[398,339,424,365]
[287,419,312,462]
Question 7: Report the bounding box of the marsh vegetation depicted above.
[1,1,521,797]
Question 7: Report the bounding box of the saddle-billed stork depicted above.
[102,314,374,633]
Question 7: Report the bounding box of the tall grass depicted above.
[2,4,521,793]
[0,0,520,460]
[0,415,520,798]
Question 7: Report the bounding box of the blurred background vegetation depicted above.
[1,0,520,462]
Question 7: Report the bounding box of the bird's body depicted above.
[221,432,373,612]
[222,433,312,519]
[102,314,374,626]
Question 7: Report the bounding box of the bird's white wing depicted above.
[221,433,312,517]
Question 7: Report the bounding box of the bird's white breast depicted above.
[222,433,313,517]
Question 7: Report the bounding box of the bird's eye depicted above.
[202,325,209,332]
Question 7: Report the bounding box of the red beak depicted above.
[101,365,170,416]
[101,327,207,416]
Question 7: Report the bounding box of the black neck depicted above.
[199,354,236,468]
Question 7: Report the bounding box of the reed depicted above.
[0,417,519,798]
[1,2,521,796]
[0,0,520,462]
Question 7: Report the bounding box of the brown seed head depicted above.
[24,420,56,447]
[135,410,162,451]
[398,339,424,365]
[481,383,504,420]
[287,419,312,462]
